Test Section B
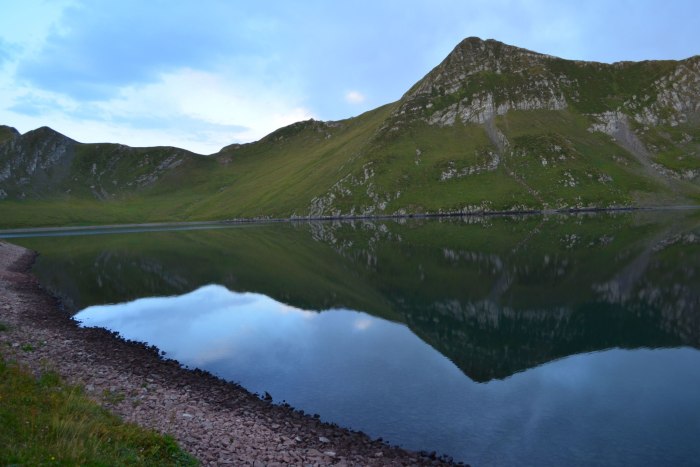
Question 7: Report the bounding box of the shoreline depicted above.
[0,240,452,465]
[1,204,698,238]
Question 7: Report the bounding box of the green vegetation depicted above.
[497,110,668,206]
[0,354,198,466]
[1,39,699,228]
[640,123,700,172]
[547,59,677,114]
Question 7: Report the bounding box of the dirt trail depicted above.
[0,240,452,466]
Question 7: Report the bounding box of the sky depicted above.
[1,1,699,154]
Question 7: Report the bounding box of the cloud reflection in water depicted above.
[75,284,700,466]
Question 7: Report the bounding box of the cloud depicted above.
[0,41,11,66]
[354,317,373,331]
[2,65,314,153]
[2,2,314,152]
[14,1,276,100]
[344,90,366,104]
[8,100,47,117]
[97,67,314,148]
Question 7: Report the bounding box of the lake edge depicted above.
[0,240,452,465]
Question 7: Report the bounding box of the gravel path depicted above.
[0,240,455,466]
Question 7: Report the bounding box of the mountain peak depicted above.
[390,37,565,128]
[454,36,541,56]
[19,126,77,146]
[410,37,552,89]
[403,37,551,101]
[26,126,68,137]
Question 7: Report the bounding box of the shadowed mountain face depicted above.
[0,126,211,201]
[1,38,700,226]
[13,210,700,382]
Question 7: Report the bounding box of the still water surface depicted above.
[11,211,700,466]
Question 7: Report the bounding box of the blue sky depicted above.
[1,0,699,154]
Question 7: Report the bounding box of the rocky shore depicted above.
[0,240,453,466]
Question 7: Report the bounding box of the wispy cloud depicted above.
[3,66,314,153]
[94,67,314,147]
[344,90,366,104]
[14,2,265,100]
[0,40,12,66]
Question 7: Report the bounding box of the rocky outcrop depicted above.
[588,112,657,166]
[426,90,567,126]
[393,38,698,170]
[0,128,201,200]
[0,127,78,198]
[629,57,700,127]
[405,37,555,98]
[392,38,570,127]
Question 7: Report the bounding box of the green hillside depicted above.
[1,38,699,228]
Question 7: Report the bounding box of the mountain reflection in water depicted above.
[12,209,700,465]
[75,284,700,467]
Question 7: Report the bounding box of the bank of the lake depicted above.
[3,204,698,237]
[0,240,450,466]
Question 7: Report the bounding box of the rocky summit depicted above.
[1,37,700,227]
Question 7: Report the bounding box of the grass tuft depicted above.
[0,353,198,466]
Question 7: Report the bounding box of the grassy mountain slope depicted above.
[1,38,700,227]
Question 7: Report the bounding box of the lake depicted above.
[9,210,700,466]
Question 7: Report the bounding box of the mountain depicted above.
[0,126,210,200]
[1,37,700,227]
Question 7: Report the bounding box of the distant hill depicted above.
[1,37,700,227]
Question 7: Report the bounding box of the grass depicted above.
[546,58,678,114]
[1,50,699,228]
[0,106,697,227]
[639,123,700,172]
[0,353,198,466]
[496,109,674,207]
